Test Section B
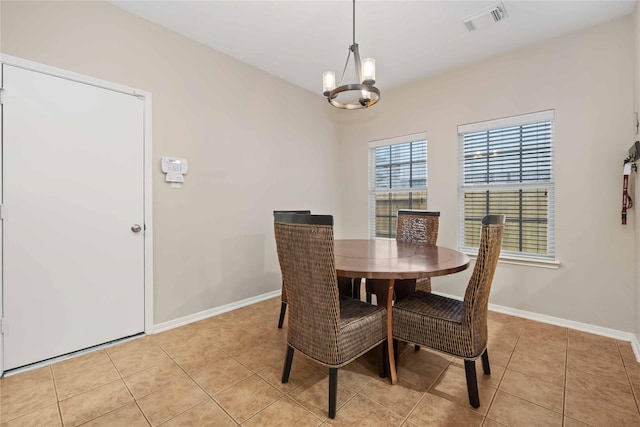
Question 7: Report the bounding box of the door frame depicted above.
[0,54,154,376]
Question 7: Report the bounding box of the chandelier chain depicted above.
[352,0,356,46]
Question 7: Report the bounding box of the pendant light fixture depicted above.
[322,0,380,110]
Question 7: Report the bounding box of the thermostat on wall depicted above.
[161,157,188,188]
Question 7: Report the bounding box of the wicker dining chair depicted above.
[274,210,360,328]
[274,210,310,329]
[366,210,440,304]
[392,214,505,408]
[274,213,387,419]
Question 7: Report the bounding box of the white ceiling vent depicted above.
[464,2,508,32]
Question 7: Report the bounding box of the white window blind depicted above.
[368,133,427,238]
[458,111,555,260]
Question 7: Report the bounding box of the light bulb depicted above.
[362,58,375,83]
[323,71,336,95]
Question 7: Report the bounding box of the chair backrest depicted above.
[273,211,311,298]
[273,210,311,216]
[396,210,440,245]
[462,214,506,354]
[273,213,342,364]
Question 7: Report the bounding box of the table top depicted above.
[334,239,470,280]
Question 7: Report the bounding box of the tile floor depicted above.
[2,296,640,426]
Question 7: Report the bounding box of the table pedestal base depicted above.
[372,278,397,384]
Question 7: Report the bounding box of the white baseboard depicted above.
[435,291,640,362]
[153,290,281,334]
[631,334,640,362]
[152,289,640,363]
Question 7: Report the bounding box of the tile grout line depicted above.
[240,393,324,426]
[64,379,135,427]
[344,346,424,426]
[340,391,404,425]
[152,397,213,426]
[561,333,595,427]
[77,349,138,426]
[483,323,524,423]
[154,339,241,425]
[104,348,153,426]
[381,345,433,426]
[217,309,299,423]
[487,322,575,423]
[560,330,624,426]
[395,354,442,426]
[618,340,640,416]
[49,365,66,427]
[189,327,300,423]
[56,352,134,426]
[564,360,640,413]
[235,315,379,421]
[398,391,426,426]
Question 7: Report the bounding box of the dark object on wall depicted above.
[622,142,639,225]
[626,140,640,164]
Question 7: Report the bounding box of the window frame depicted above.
[457,111,557,266]
[368,133,428,239]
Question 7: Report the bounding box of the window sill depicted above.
[462,251,561,269]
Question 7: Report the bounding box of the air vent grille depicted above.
[491,7,506,22]
[464,2,508,32]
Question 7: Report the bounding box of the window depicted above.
[458,111,554,260]
[369,133,427,238]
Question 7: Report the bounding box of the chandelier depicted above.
[322,0,380,110]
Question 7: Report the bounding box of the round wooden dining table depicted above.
[334,239,470,385]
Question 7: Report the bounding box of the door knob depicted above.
[131,224,142,233]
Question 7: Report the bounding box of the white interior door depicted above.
[2,64,145,370]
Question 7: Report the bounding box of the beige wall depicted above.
[0,1,342,323]
[337,17,636,331]
[2,1,638,333]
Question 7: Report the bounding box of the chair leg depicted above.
[337,277,354,298]
[414,345,421,351]
[352,278,361,300]
[329,368,338,419]
[282,345,294,383]
[464,359,480,408]
[393,339,399,362]
[393,279,416,301]
[481,349,491,375]
[378,341,388,378]
[277,302,287,329]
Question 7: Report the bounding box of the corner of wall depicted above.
[634,0,640,342]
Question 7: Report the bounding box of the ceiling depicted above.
[109,1,636,97]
